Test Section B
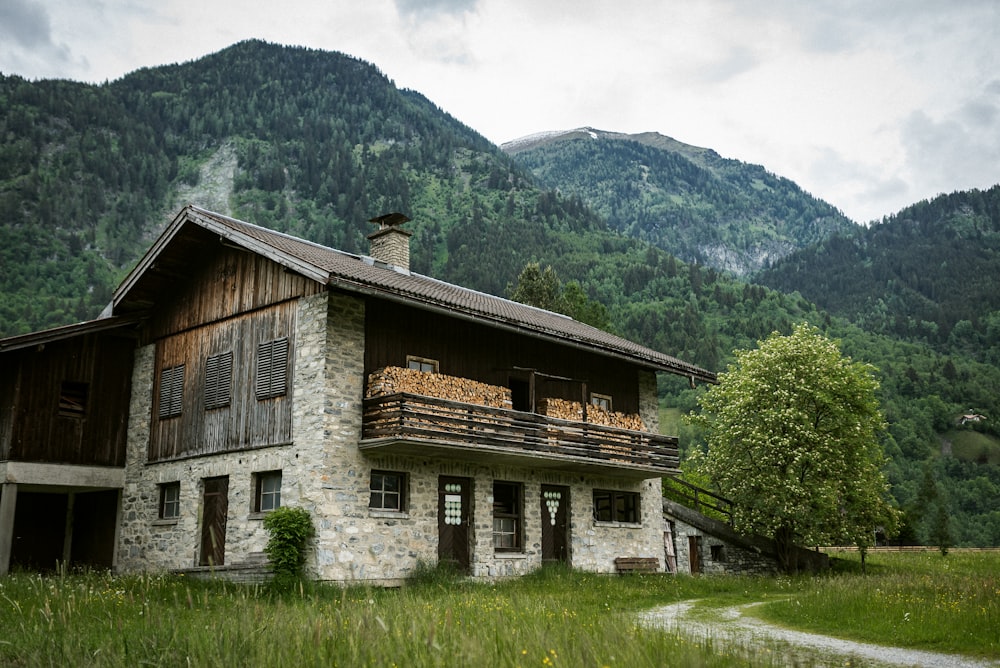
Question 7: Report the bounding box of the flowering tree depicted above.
[688,323,899,572]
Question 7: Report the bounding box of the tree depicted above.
[687,323,899,572]
[508,263,563,312]
[508,263,611,330]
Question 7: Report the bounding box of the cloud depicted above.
[0,0,52,48]
[395,0,478,20]
[901,82,1000,203]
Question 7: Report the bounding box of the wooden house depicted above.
[2,205,714,581]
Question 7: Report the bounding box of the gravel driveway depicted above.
[639,600,999,667]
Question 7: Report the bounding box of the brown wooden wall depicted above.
[143,245,322,344]
[363,300,642,414]
[148,300,297,461]
[0,332,134,466]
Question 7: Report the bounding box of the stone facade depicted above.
[117,290,669,583]
[663,499,779,575]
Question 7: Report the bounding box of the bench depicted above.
[614,557,660,574]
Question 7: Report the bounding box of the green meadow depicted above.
[0,550,996,667]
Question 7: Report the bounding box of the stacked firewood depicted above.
[538,397,646,431]
[367,366,512,409]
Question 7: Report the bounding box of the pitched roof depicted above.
[113,205,716,383]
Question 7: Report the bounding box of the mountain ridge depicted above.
[502,126,855,276]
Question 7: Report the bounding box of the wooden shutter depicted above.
[158,365,185,419]
[204,351,233,410]
[255,338,288,400]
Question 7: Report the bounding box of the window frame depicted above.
[254,470,282,513]
[369,470,407,512]
[255,338,289,400]
[406,355,439,373]
[590,393,613,412]
[492,481,524,552]
[158,364,185,419]
[58,380,89,419]
[204,350,233,410]
[159,481,181,520]
[592,489,641,524]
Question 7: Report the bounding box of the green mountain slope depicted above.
[0,41,997,546]
[503,128,855,276]
[756,186,1000,365]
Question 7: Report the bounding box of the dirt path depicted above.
[639,600,999,667]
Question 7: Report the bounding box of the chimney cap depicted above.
[368,212,410,229]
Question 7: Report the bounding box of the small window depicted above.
[369,470,407,511]
[590,393,612,412]
[593,489,640,523]
[204,351,233,410]
[406,356,438,373]
[254,471,282,512]
[159,482,181,520]
[256,338,289,400]
[58,381,89,418]
[158,365,185,419]
[493,482,523,551]
[710,544,725,562]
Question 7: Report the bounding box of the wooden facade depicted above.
[148,299,298,462]
[364,300,642,414]
[0,330,134,467]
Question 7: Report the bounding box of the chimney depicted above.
[367,212,412,272]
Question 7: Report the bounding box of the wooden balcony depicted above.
[360,393,679,479]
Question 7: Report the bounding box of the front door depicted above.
[438,476,471,572]
[689,535,701,574]
[540,485,569,563]
[200,476,229,567]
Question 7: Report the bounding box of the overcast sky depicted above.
[2,0,999,224]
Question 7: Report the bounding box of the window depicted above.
[204,351,233,410]
[58,381,89,418]
[256,338,289,400]
[406,356,438,373]
[369,470,407,512]
[158,364,185,419]
[492,482,523,551]
[254,471,282,512]
[159,482,180,520]
[590,393,612,412]
[593,489,640,523]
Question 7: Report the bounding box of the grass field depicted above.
[0,551,996,666]
[943,429,1000,465]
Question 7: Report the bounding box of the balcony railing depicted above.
[360,393,679,478]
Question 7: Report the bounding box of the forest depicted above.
[0,39,997,546]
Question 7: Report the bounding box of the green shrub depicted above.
[262,506,315,580]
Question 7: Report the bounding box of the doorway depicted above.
[200,476,229,567]
[438,476,471,572]
[540,485,569,564]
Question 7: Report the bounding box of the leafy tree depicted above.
[508,263,563,312]
[687,323,900,571]
[508,263,611,330]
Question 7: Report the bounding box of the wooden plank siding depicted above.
[148,300,297,461]
[364,300,643,414]
[143,244,322,344]
[0,332,133,466]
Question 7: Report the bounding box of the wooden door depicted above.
[540,485,569,564]
[200,476,229,567]
[438,476,471,572]
[688,535,701,574]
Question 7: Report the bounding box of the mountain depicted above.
[0,40,997,546]
[502,128,855,276]
[756,186,1000,365]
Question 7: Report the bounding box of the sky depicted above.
[2,0,999,224]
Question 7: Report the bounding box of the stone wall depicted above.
[117,289,671,582]
[663,499,779,575]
